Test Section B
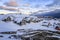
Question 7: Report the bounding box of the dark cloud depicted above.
[0,6,5,9]
[0,6,3,9]
[46,0,60,7]
[4,8,17,11]
[0,6,17,11]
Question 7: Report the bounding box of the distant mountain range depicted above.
[31,9,60,18]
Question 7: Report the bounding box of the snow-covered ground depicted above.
[0,14,60,40]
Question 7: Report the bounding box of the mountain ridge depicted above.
[31,9,60,18]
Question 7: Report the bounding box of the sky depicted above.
[0,0,53,8]
[0,0,60,14]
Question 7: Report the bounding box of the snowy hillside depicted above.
[0,14,60,40]
[0,13,60,31]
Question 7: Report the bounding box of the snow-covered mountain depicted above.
[0,13,60,31]
[0,14,60,40]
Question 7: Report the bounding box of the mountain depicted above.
[31,9,60,18]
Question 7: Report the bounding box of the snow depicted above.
[51,35,60,38]
[0,14,60,39]
[0,21,20,32]
[0,15,5,20]
[0,14,59,32]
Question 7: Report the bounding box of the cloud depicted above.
[4,8,17,11]
[0,6,18,11]
[0,6,6,9]
[46,0,60,7]
[23,3,30,7]
[4,0,18,7]
[0,6,3,9]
